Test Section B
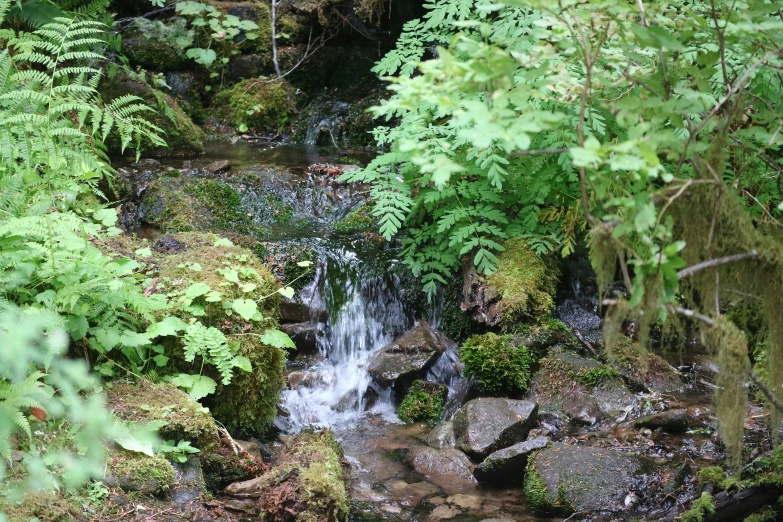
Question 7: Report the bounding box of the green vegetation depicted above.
[334,201,376,232]
[523,466,574,516]
[575,366,621,387]
[397,380,446,424]
[680,492,716,522]
[215,78,296,133]
[459,333,533,395]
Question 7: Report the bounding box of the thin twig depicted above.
[749,370,783,416]
[677,250,758,280]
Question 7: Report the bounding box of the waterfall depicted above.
[281,244,412,429]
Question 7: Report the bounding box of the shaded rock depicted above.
[280,321,321,353]
[202,450,267,492]
[152,234,188,254]
[368,321,452,389]
[279,299,312,323]
[524,444,644,516]
[426,422,456,449]
[473,436,549,484]
[608,337,686,394]
[171,456,206,506]
[453,398,538,458]
[405,447,475,483]
[634,409,694,433]
[204,160,231,175]
[531,348,636,425]
[287,370,325,390]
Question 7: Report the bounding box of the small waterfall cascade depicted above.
[303,101,352,146]
[281,243,413,429]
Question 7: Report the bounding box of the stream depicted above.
[117,143,742,522]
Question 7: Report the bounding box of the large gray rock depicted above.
[405,447,475,483]
[368,321,452,388]
[473,436,549,484]
[633,409,694,433]
[525,444,644,516]
[425,422,456,449]
[453,398,538,458]
[531,348,636,425]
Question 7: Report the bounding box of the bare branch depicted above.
[749,370,783,416]
[677,250,758,280]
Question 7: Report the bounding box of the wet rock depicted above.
[368,320,453,389]
[152,234,189,254]
[426,422,456,449]
[170,456,206,506]
[280,321,321,353]
[386,480,440,505]
[227,54,269,83]
[279,299,312,322]
[473,436,550,484]
[608,338,686,394]
[634,409,694,433]
[531,348,636,425]
[446,493,483,510]
[452,398,538,458]
[405,447,475,483]
[287,370,324,390]
[204,160,231,175]
[525,444,644,516]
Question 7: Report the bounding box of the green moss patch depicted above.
[397,380,446,424]
[202,451,267,491]
[459,333,534,395]
[0,491,85,522]
[487,238,559,326]
[105,449,176,496]
[334,201,375,232]
[215,78,296,133]
[105,379,218,452]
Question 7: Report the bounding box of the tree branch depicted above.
[749,370,783,416]
[677,250,758,280]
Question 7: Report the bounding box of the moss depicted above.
[254,240,316,292]
[439,274,485,342]
[681,492,716,522]
[523,466,574,516]
[749,444,783,487]
[106,449,176,496]
[105,379,218,452]
[574,365,621,387]
[215,78,296,133]
[334,201,375,232]
[459,333,534,395]
[122,18,193,72]
[100,77,205,157]
[397,380,446,424]
[487,238,559,326]
[0,491,84,522]
[156,235,286,435]
[744,510,778,522]
[138,176,264,235]
[513,318,579,358]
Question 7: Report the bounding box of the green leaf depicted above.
[153,354,170,367]
[147,316,188,338]
[213,238,233,247]
[259,329,296,349]
[135,247,152,257]
[277,287,295,299]
[185,282,211,299]
[93,208,118,227]
[232,299,258,321]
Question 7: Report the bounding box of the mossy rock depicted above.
[607,336,685,394]
[210,1,273,53]
[438,273,486,343]
[105,379,218,452]
[202,451,267,491]
[0,491,84,522]
[531,347,634,425]
[215,78,296,133]
[334,200,375,232]
[104,449,176,496]
[100,77,205,157]
[122,18,193,72]
[459,333,534,396]
[155,233,286,435]
[397,380,446,424]
[524,445,644,516]
[224,429,349,522]
[138,176,264,235]
[511,318,579,358]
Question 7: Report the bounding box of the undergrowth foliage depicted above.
[350,0,783,466]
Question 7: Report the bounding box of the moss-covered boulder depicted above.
[106,379,219,452]
[0,491,84,522]
[459,333,534,396]
[223,430,349,522]
[138,175,264,235]
[100,77,205,157]
[202,450,267,491]
[607,336,686,394]
[104,449,176,496]
[334,200,375,232]
[397,380,446,424]
[461,238,558,328]
[215,78,296,133]
[122,18,193,72]
[524,445,644,516]
[531,348,634,425]
[154,233,287,435]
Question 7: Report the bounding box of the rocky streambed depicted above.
[101,143,782,522]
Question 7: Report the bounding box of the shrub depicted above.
[459,333,534,395]
[397,381,446,424]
